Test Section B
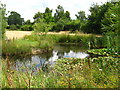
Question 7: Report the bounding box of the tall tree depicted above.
[23,19,32,25]
[33,12,44,22]
[44,7,53,23]
[75,11,86,22]
[101,1,120,53]
[65,11,71,20]
[54,5,65,22]
[75,11,86,31]
[84,3,111,34]
[8,11,24,25]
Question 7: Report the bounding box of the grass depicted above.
[24,34,106,49]
[3,32,105,58]
[2,39,36,57]
[2,56,119,88]
[2,35,54,57]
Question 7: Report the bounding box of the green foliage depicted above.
[75,11,86,22]
[87,48,119,56]
[25,34,105,49]
[24,34,55,50]
[54,5,65,22]
[2,40,33,57]
[0,2,7,37]
[33,12,44,22]
[2,56,119,88]
[33,19,53,34]
[21,25,33,31]
[83,3,111,34]
[8,11,24,26]
[9,24,17,30]
[44,7,54,23]
[101,2,120,53]
[64,20,80,31]
[52,19,66,31]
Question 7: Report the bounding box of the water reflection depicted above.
[11,44,89,70]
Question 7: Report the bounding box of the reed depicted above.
[2,56,119,88]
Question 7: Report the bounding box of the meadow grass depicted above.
[2,36,54,57]
[2,39,36,57]
[24,34,106,49]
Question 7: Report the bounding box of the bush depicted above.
[10,24,17,30]
[21,25,33,31]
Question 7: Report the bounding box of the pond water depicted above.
[10,44,89,71]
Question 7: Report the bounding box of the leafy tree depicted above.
[53,5,71,31]
[101,1,120,53]
[75,11,86,22]
[8,11,24,26]
[33,12,44,23]
[23,19,31,25]
[33,19,53,35]
[10,24,17,30]
[21,19,33,31]
[0,2,7,37]
[54,5,65,22]
[44,7,54,23]
[64,20,80,32]
[75,11,86,31]
[65,11,71,20]
[83,3,111,34]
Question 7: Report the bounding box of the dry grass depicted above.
[5,30,102,40]
[5,31,32,40]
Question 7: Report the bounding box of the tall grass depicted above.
[24,34,106,49]
[2,35,55,57]
[2,39,38,57]
[2,56,119,88]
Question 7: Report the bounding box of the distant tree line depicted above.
[1,1,120,53]
[1,1,120,35]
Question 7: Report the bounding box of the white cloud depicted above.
[1,0,108,21]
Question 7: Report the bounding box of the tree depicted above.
[21,19,33,31]
[83,3,111,34]
[53,5,71,31]
[23,19,31,25]
[33,12,44,23]
[44,7,54,23]
[101,1,120,53]
[54,5,65,22]
[0,2,7,37]
[33,19,53,35]
[75,11,86,31]
[75,11,86,22]
[8,11,24,26]
[65,11,71,20]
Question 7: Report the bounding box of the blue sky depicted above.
[1,0,108,21]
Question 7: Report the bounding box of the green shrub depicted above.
[10,24,17,30]
[21,25,33,31]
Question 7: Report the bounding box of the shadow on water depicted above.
[8,44,89,72]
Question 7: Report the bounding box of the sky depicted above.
[1,0,108,22]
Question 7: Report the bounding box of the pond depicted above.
[10,44,89,71]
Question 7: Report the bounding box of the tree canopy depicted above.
[8,11,24,26]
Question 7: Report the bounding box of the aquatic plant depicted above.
[2,56,119,88]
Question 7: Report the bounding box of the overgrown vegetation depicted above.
[2,56,119,88]
[1,0,120,89]
[0,2,7,38]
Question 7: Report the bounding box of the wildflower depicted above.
[70,78,72,80]
[99,69,102,71]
